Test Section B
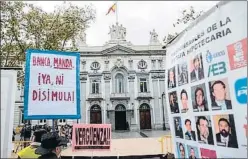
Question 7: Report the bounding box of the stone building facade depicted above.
[13,23,170,131]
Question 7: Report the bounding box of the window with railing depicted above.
[59,119,66,123]
[115,73,124,93]
[39,119,46,124]
[140,78,148,92]
[92,80,100,94]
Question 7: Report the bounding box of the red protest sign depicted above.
[72,124,111,151]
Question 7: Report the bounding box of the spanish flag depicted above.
[106,3,117,15]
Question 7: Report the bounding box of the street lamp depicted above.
[161,92,166,130]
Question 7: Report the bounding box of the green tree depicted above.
[1,1,96,85]
[163,6,203,45]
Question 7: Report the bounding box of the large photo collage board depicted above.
[165,1,247,158]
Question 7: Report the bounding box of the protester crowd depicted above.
[13,123,73,159]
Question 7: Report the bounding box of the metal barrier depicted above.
[12,141,32,153]
[158,135,173,154]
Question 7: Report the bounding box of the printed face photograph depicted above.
[213,114,238,148]
[187,145,199,159]
[191,83,209,112]
[180,89,189,113]
[176,142,186,159]
[169,91,179,114]
[190,54,205,82]
[168,67,176,89]
[174,117,183,139]
[209,78,232,110]
[195,116,214,145]
[178,62,189,86]
[184,118,196,141]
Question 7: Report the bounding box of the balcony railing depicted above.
[137,92,152,99]
[110,92,130,100]
[87,93,103,100]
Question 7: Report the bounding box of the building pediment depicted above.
[101,45,135,55]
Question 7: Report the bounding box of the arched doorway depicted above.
[115,104,127,130]
[90,105,102,124]
[139,104,151,130]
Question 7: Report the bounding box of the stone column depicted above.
[158,59,164,70]
[128,59,133,70]
[159,72,170,129]
[158,72,165,127]
[81,60,86,72]
[104,60,109,71]
[151,59,156,70]
[103,72,111,126]
[151,73,161,129]
[128,74,136,129]
[80,72,88,123]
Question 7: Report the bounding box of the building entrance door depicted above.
[90,105,102,124]
[115,104,127,130]
[139,104,151,130]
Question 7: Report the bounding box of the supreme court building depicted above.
[14,23,170,131]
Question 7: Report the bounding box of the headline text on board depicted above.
[24,49,80,119]
[72,124,111,150]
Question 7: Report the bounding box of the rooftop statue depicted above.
[150,29,159,43]
[108,22,126,41]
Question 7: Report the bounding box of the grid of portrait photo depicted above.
[166,49,242,158]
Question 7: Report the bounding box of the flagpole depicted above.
[116,1,118,24]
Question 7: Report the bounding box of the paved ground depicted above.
[12,131,173,158]
[112,131,142,139]
[140,130,171,138]
[62,137,174,157]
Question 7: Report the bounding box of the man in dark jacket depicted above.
[35,132,67,159]
[196,116,214,145]
[190,55,204,82]
[21,124,32,147]
[184,119,196,141]
[216,118,238,148]
[211,80,232,110]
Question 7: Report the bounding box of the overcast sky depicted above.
[26,1,218,46]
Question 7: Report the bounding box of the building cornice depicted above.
[79,45,166,57]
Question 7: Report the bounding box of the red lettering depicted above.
[33,56,50,66]
[58,92,63,101]
[42,91,46,101]
[72,91,74,102]
[33,90,37,100]
[31,89,75,102]
[38,89,41,101]
[52,92,57,101]
[33,56,36,66]
[38,73,41,85]
[53,58,73,69]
